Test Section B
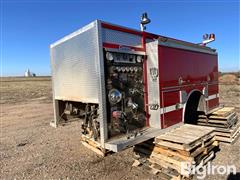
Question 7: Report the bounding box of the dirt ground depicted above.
[0,76,239,179]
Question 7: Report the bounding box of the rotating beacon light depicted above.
[140,12,151,31]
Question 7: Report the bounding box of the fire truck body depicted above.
[50,20,219,152]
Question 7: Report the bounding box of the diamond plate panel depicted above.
[50,21,101,103]
[102,28,142,47]
[146,40,161,128]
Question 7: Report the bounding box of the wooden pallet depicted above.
[211,107,235,117]
[133,124,219,178]
[135,139,218,163]
[155,124,215,151]
[197,106,240,144]
[213,122,240,144]
[149,163,189,180]
[198,113,237,128]
[197,107,238,128]
[80,135,107,156]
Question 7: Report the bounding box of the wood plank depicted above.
[214,127,234,133]
[196,122,227,128]
[155,144,191,156]
[149,158,181,174]
[181,124,215,131]
[166,131,202,140]
[184,134,215,151]
[157,124,214,140]
[208,112,236,120]
[152,146,194,162]
[212,107,235,117]
[155,124,215,151]
[155,134,195,144]
[166,124,214,136]
[232,125,240,137]
[170,128,212,137]
[231,130,240,144]
[137,142,193,161]
[149,163,179,179]
[155,140,186,151]
[149,156,190,177]
[81,141,105,156]
[214,132,231,138]
[190,139,217,158]
[198,119,229,124]
[196,151,215,166]
[215,136,231,143]
[150,153,183,170]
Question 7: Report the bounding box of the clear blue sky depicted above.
[1,0,239,76]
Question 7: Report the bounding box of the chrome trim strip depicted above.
[104,47,146,55]
[50,21,95,48]
[96,20,108,147]
[159,93,219,115]
[162,81,218,91]
[158,38,217,55]
[206,93,219,101]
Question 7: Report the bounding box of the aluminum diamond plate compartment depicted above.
[50,21,101,103]
[102,28,142,47]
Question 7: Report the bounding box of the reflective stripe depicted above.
[159,93,219,115]
[160,104,184,114]
[206,93,219,101]
[160,105,176,114]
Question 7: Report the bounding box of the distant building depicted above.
[24,68,36,77]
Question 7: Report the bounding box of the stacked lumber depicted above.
[134,124,219,179]
[197,107,240,144]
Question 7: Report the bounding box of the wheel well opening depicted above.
[184,91,205,124]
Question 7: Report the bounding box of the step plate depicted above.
[105,122,183,152]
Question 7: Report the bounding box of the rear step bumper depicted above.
[105,122,183,152]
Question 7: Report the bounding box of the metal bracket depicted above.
[147,103,159,110]
[150,67,158,81]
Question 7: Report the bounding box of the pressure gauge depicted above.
[130,67,134,72]
[108,89,122,104]
[121,67,126,72]
[116,67,121,72]
[106,52,114,61]
[136,55,143,63]
[134,67,138,72]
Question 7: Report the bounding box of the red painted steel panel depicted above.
[208,98,219,109]
[208,83,219,95]
[163,109,183,128]
[158,46,218,89]
[162,91,179,107]
[158,45,219,128]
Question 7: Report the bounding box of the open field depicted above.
[0,76,239,179]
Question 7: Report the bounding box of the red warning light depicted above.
[209,33,215,40]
